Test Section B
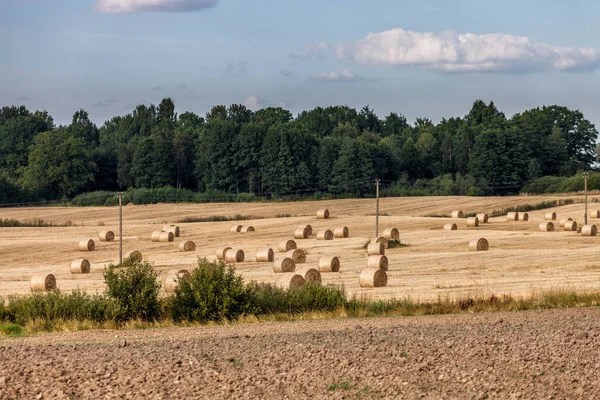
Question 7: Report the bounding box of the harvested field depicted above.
[1,307,599,399]
[1,195,600,300]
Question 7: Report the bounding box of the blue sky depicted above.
[1,0,600,126]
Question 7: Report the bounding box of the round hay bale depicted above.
[216,246,232,260]
[545,212,557,221]
[316,209,330,219]
[305,225,313,236]
[278,239,297,252]
[359,268,387,288]
[370,237,389,249]
[296,268,321,284]
[78,239,95,252]
[256,248,274,262]
[127,202,134,206]
[506,212,519,222]
[70,259,90,274]
[241,226,255,233]
[273,257,296,273]
[30,274,56,292]
[476,213,489,224]
[582,224,598,237]
[151,231,162,242]
[163,269,191,294]
[225,249,244,263]
[367,242,385,256]
[334,226,349,238]
[159,231,175,242]
[444,223,458,231]
[179,241,196,252]
[125,250,142,262]
[564,220,578,232]
[318,256,340,272]
[468,238,489,252]
[230,225,243,233]
[560,218,573,228]
[316,230,333,240]
[367,255,388,271]
[519,212,529,221]
[294,226,311,239]
[275,273,305,289]
[451,210,464,218]
[286,249,306,264]
[165,225,180,237]
[99,231,115,242]
[466,217,480,228]
[382,228,400,240]
[590,210,600,219]
[539,222,555,232]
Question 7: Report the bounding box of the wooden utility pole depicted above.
[118,192,123,264]
[584,172,589,225]
[375,179,380,237]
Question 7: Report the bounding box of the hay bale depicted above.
[294,226,311,239]
[151,231,162,242]
[545,212,557,221]
[564,220,578,232]
[70,259,91,274]
[318,256,340,272]
[590,210,600,219]
[506,212,519,222]
[163,269,191,294]
[273,257,295,273]
[451,210,464,218]
[78,239,95,252]
[476,213,489,224]
[466,217,480,228]
[241,226,255,233]
[179,241,196,252]
[367,255,389,271]
[30,274,56,292]
[370,237,389,249]
[519,212,529,221]
[359,268,387,288]
[367,242,385,256]
[316,230,334,240]
[334,226,349,238]
[286,249,307,264]
[230,225,243,233]
[225,249,244,263]
[539,222,555,232]
[383,228,400,240]
[275,273,305,289]
[278,239,297,252]
[159,231,174,242]
[99,231,115,242]
[256,248,274,262]
[216,247,232,260]
[468,238,489,251]
[305,225,313,236]
[316,209,330,219]
[164,225,180,237]
[296,268,321,284]
[560,218,573,228]
[125,250,142,262]
[582,225,598,237]
[444,223,458,231]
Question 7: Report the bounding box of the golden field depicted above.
[2,195,600,301]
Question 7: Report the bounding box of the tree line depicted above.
[0,99,598,204]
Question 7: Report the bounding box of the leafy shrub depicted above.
[71,191,117,207]
[248,282,345,315]
[104,259,161,321]
[168,258,254,322]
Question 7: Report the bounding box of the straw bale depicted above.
[316,230,333,240]
[99,231,115,242]
[367,255,388,271]
[30,274,56,292]
[278,239,297,252]
[539,222,555,232]
[316,209,330,219]
[225,249,244,263]
[163,269,191,294]
[70,259,90,274]
[78,239,95,251]
[273,257,295,273]
[275,273,305,289]
[334,226,349,238]
[451,210,464,218]
[179,241,196,252]
[286,249,306,263]
[318,256,340,272]
[359,268,387,288]
[367,242,385,256]
[468,238,489,251]
[444,223,457,230]
[216,247,232,260]
[256,248,274,262]
[466,217,480,228]
[296,268,321,284]
[582,225,598,237]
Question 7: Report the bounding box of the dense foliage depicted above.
[1,99,597,205]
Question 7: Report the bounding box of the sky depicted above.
[1,0,600,127]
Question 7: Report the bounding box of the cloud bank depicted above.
[313,69,366,83]
[94,0,218,14]
[334,28,600,73]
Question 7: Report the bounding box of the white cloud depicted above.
[93,0,218,14]
[243,96,261,110]
[290,42,330,62]
[314,69,366,83]
[334,28,600,73]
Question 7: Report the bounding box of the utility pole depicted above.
[118,192,123,264]
[584,172,589,225]
[375,179,380,237]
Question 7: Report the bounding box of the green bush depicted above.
[104,259,161,321]
[71,191,117,207]
[168,258,254,322]
[248,282,346,315]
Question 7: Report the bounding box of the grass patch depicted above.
[0,322,25,337]
[176,213,294,223]
[387,239,408,249]
[0,218,74,227]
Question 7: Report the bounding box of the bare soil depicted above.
[1,307,599,399]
